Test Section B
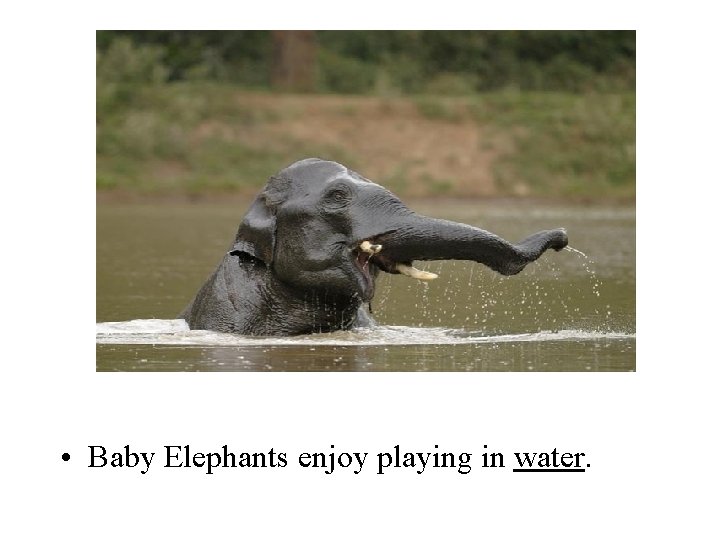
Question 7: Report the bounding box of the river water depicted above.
[96,200,635,371]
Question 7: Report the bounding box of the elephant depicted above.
[181,158,568,336]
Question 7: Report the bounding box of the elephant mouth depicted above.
[352,245,380,300]
[352,236,438,299]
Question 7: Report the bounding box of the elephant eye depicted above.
[324,186,351,206]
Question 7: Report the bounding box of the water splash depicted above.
[565,246,602,300]
[565,245,587,258]
[565,245,601,298]
[419,280,431,324]
[562,244,614,331]
[97,319,635,347]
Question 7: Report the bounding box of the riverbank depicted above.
[97,85,635,200]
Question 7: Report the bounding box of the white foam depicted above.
[96,319,190,334]
[96,319,635,347]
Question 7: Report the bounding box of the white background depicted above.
[2,2,719,538]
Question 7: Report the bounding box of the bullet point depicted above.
[62,453,70,461]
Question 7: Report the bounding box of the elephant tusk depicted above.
[359,241,383,254]
[396,263,438,281]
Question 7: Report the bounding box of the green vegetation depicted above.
[97,31,635,200]
[97,82,287,193]
[97,30,635,94]
[466,92,636,198]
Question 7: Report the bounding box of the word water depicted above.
[513,448,588,471]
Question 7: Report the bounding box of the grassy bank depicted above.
[97,83,635,200]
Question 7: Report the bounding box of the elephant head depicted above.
[182,158,568,335]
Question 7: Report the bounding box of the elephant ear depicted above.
[229,174,290,266]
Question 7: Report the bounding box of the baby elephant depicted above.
[181,158,568,335]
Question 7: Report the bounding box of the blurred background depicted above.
[96,30,635,200]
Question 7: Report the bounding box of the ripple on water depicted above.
[96,319,635,347]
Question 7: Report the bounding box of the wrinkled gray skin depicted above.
[181,158,568,335]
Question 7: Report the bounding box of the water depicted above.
[97,200,635,371]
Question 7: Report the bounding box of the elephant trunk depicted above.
[371,214,568,276]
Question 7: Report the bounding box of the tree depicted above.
[271,31,317,92]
